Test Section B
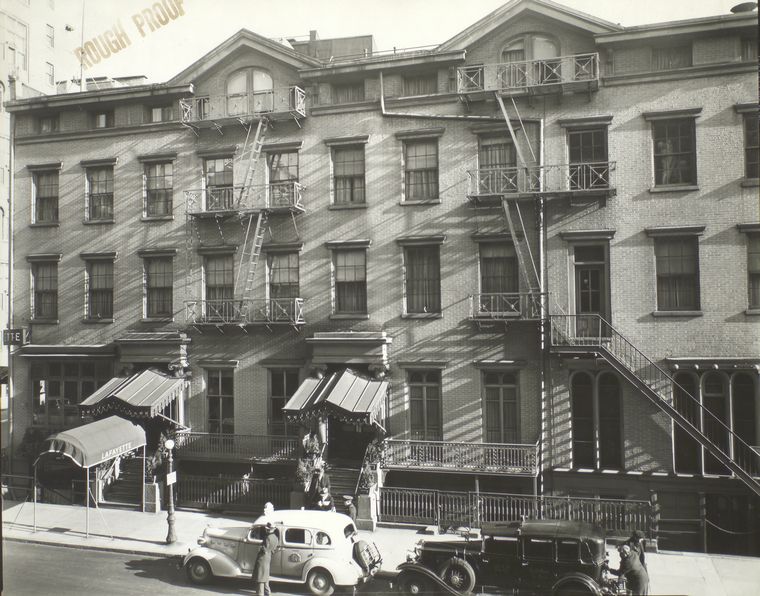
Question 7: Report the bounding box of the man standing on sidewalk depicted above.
[252,522,279,596]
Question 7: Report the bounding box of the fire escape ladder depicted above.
[234,209,269,302]
[550,315,760,497]
[236,118,269,209]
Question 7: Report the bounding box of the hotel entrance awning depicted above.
[283,369,387,427]
[79,368,185,419]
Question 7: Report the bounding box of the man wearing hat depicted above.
[606,543,649,595]
[252,522,279,596]
[316,486,336,512]
[626,530,647,570]
[343,495,357,522]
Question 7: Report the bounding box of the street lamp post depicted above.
[164,439,177,544]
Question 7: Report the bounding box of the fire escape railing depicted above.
[179,86,306,122]
[467,162,615,197]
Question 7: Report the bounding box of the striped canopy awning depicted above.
[283,369,387,427]
[79,368,185,419]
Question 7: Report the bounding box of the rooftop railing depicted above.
[179,86,306,123]
[185,298,305,326]
[467,162,615,197]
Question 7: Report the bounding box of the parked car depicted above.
[396,519,625,596]
[183,509,382,595]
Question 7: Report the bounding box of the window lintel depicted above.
[137,152,177,163]
[642,107,701,121]
[558,115,613,128]
[396,235,446,246]
[645,225,705,237]
[197,147,236,159]
[263,141,303,153]
[27,253,62,262]
[80,158,117,168]
[471,232,516,243]
[137,248,178,258]
[262,242,304,253]
[737,223,760,234]
[395,127,445,140]
[559,229,616,241]
[197,245,237,256]
[473,359,525,370]
[80,251,117,261]
[325,239,371,250]
[398,360,448,369]
[27,161,62,172]
[324,134,369,147]
[734,102,759,114]
[198,359,239,369]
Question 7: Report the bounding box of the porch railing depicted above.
[467,162,615,197]
[179,86,306,122]
[184,298,305,326]
[185,182,304,214]
[378,487,652,535]
[457,53,599,94]
[381,439,538,476]
[174,431,300,462]
[176,475,292,512]
[470,292,544,320]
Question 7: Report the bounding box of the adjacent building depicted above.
[6,0,759,555]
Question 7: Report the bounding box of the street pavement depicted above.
[3,499,760,595]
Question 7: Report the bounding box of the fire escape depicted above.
[458,52,760,497]
[180,86,307,329]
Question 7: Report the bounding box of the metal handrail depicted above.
[185,298,305,325]
[179,86,306,122]
[174,432,300,461]
[467,162,615,196]
[470,292,545,319]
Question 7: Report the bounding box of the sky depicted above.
[41,0,755,84]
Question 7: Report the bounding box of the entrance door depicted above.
[327,420,374,464]
[573,245,609,338]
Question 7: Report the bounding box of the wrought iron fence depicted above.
[184,298,305,325]
[179,86,306,122]
[469,292,544,320]
[176,474,292,512]
[467,162,615,197]
[185,182,303,213]
[174,431,300,462]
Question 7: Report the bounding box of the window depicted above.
[269,368,299,435]
[268,252,300,320]
[404,139,438,200]
[334,249,367,314]
[333,146,365,204]
[404,245,441,314]
[268,151,299,206]
[408,370,442,440]
[571,371,622,470]
[91,111,114,129]
[226,68,273,115]
[742,38,758,61]
[86,166,114,220]
[207,369,234,434]
[654,237,700,311]
[484,372,518,443]
[748,235,760,309]
[145,162,173,216]
[652,45,692,71]
[46,24,54,48]
[333,82,365,104]
[403,74,438,96]
[703,373,730,476]
[557,540,580,563]
[204,157,233,210]
[653,119,696,186]
[744,115,759,180]
[477,135,517,193]
[284,528,311,545]
[732,374,757,475]
[34,170,58,223]
[524,538,553,560]
[204,254,234,319]
[45,62,54,86]
[32,261,58,319]
[4,15,28,70]
[144,257,172,318]
[32,360,113,425]
[478,243,518,314]
[568,128,609,190]
[86,259,114,319]
[499,35,560,86]
[673,372,701,474]
[147,105,174,123]
[37,115,58,133]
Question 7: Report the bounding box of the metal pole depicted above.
[33,465,37,532]
[166,442,176,544]
[141,445,145,513]
[86,467,89,538]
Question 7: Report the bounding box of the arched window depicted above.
[484,372,518,443]
[673,372,701,474]
[571,372,594,468]
[703,372,729,475]
[597,372,622,469]
[226,68,274,116]
[499,34,561,87]
[732,373,757,474]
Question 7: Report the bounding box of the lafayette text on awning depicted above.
[283,369,387,426]
[79,368,185,418]
[36,415,146,468]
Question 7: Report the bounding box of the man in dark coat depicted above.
[608,544,649,596]
[626,530,647,570]
[343,495,357,522]
[252,522,279,596]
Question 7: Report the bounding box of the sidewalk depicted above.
[3,499,759,596]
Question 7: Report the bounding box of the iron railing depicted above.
[550,314,760,485]
[184,298,305,326]
[378,487,652,534]
[180,86,306,122]
[469,292,544,320]
[467,162,615,197]
[457,53,599,94]
[381,439,538,476]
[174,431,300,462]
[176,474,292,512]
[185,182,304,214]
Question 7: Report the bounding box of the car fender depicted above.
[183,546,244,579]
[396,562,469,595]
[552,572,603,596]
[302,556,363,586]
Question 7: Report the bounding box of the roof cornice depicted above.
[595,12,757,44]
[5,84,193,112]
[299,50,466,79]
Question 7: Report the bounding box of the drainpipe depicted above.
[378,72,503,122]
[538,115,547,499]
[7,98,16,469]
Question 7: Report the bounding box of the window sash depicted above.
[653,120,696,186]
[403,75,438,96]
[87,261,114,319]
[480,244,518,294]
[87,167,114,220]
[748,235,760,309]
[655,237,699,310]
[269,253,300,301]
[334,83,365,104]
[405,246,441,313]
[652,46,692,71]
[207,369,234,435]
[404,140,439,200]
[568,129,608,164]
[146,258,173,317]
[35,171,59,222]
[478,137,516,169]
[33,262,57,318]
[269,368,299,435]
[335,250,367,313]
[409,371,442,440]
[334,146,366,204]
[146,162,173,216]
[745,116,759,179]
[484,375,518,443]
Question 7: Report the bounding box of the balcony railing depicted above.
[457,53,599,94]
[174,431,300,462]
[470,292,544,320]
[467,162,615,197]
[381,438,538,476]
[180,86,306,122]
[185,298,305,326]
[185,182,304,214]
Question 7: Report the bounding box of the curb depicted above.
[3,534,186,559]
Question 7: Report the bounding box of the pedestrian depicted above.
[607,544,649,596]
[626,530,647,570]
[315,486,335,512]
[343,495,357,522]
[314,463,331,493]
[302,431,321,462]
[263,501,275,518]
[252,521,279,596]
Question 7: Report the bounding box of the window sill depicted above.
[328,204,367,210]
[330,314,370,320]
[30,222,60,228]
[402,313,443,319]
[83,219,115,225]
[648,185,699,194]
[652,310,703,317]
[399,199,441,206]
[140,317,174,323]
[141,215,174,222]
[741,178,760,188]
[82,317,114,324]
[30,318,59,325]
[745,309,760,316]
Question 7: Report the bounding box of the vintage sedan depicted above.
[183,509,382,595]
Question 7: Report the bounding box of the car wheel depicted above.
[307,568,335,596]
[437,556,476,593]
[185,557,212,585]
[554,583,596,596]
[397,570,432,595]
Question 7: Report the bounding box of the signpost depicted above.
[2,329,27,346]
[166,470,177,486]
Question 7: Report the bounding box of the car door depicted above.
[482,536,519,589]
[239,525,265,574]
[518,537,556,592]
[278,527,314,580]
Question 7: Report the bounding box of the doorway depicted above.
[572,244,609,338]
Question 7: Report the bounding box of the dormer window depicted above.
[38,114,59,133]
[92,110,114,129]
[500,35,559,63]
[226,68,273,116]
[500,35,560,86]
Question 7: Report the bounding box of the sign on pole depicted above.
[166,471,177,485]
[3,329,28,346]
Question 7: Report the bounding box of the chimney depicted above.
[309,30,319,41]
